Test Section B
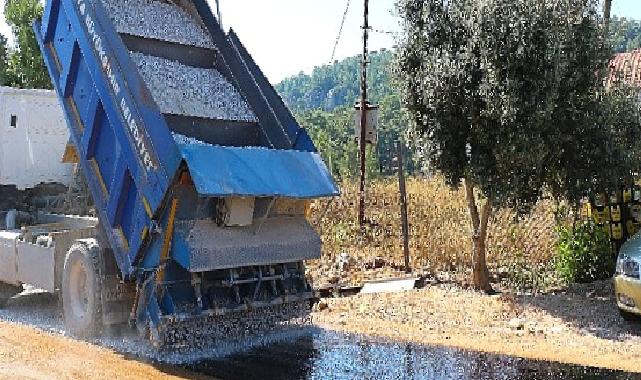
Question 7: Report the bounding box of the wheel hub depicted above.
[69,259,89,319]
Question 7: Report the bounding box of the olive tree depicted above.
[396,0,641,292]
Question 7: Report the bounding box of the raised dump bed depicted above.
[34,0,337,344]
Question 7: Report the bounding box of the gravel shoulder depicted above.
[311,279,641,373]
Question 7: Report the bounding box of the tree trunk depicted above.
[465,178,493,293]
[603,0,612,38]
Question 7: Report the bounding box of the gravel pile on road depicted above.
[100,0,214,48]
[130,52,256,122]
[0,286,64,335]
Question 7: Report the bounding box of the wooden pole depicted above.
[358,0,369,231]
[397,141,410,273]
[603,0,612,38]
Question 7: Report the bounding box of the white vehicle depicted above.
[0,87,96,308]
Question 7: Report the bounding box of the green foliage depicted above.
[395,0,641,213]
[276,15,640,115]
[610,16,641,53]
[4,0,51,89]
[0,35,7,86]
[555,220,614,283]
[276,50,394,113]
[296,107,380,179]
[502,251,560,294]
[296,94,422,179]
[276,49,425,178]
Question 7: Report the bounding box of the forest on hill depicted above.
[276,49,423,179]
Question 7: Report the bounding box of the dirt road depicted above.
[0,279,638,378]
[312,279,641,373]
[0,320,208,380]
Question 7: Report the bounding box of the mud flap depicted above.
[100,274,135,325]
[136,274,163,341]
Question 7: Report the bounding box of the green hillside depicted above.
[275,49,395,113]
[611,16,641,53]
[275,50,423,178]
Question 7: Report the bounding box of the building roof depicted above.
[608,49,641,87]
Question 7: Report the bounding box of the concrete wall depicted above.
[0,87,71,190]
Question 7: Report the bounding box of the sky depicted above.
[1,0,641,83]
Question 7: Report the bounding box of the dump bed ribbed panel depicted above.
[100,0,214,48]
[130,52,256,122]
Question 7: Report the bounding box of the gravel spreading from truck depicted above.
[100,0,214,48]
[34,0,325,358]
[5,280,641,374]
[0,285,313,366]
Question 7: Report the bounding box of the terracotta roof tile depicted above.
[608,49,641,87]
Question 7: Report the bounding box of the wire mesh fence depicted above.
[307,176,560,292]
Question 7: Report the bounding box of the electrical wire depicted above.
[330,0,351,63]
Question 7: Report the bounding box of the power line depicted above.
[330,0,351,63]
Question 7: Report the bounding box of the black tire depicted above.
[62,239,102,337]
[619,307,640,322]
[0,283,21,308]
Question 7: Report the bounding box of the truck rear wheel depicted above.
[62,240,102,337]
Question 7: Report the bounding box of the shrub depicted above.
[555,220,614,283]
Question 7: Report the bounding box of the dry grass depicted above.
[308,176,559,287]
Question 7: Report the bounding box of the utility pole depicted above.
[358,0,369,230]
[396,141,410,273]
[603,0,612,38]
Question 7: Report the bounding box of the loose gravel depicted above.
[312,279,641,373]
[130,52,257,122]
[0,286,314,365]
[172,132,209,146]
[100,0,214,49]
[4,280,641,373]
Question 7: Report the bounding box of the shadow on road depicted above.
[517,279,641,342]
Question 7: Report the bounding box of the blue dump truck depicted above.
[22,0,338,346]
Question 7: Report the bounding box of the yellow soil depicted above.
[0,322,210,380]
